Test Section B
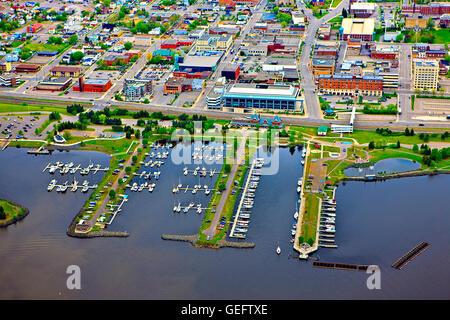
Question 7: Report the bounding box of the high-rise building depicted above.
[413,59,439,92]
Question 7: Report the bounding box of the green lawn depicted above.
[78,138,136,155]
[344,130,447,146]
[0,103,71,115]
[300,193,320,245]
[331,0,343,7]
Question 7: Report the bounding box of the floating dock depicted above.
[229,158,261,239]
[312,261,369,271]
[391,242,431,270]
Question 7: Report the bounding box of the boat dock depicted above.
[47,180,97,192]
[391,242,431,270]
[312,261,370,271]
[229,158,263,239]
[104,195,128,225]
[183,167,219,177]
[27,144,49,155]
[43,162,109,174]
[172,184,214,194]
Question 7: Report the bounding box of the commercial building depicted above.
[0,73,18,87]
[350,2,377,18]
[15,64,40,73]
[405,18,427,29]
[402,3,450,16]
[221,65,240,80]
[160,39,193,49]
[195,34,232,52]
[27,23,43,33]
[49,66,82,77]
[123,79,153,101]
[163,77,193,94]
[177,53,223,72]
[311,59,335,76]
[370,44,399,60]
[223,83,302,111]
[413,59,439,92]
[340,18,375,41]
[73,77,112,92]
[36,77,72,91]
[318,74,383,96]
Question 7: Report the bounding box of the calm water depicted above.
[0,146,448,299]
[344,158,421,177]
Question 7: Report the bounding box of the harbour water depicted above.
[0,146,448,299]
[344,158,421,177]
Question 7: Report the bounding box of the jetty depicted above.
[27,144,49,155]
[312,261,370,271]
[105,195,129,225]
[392,242,431,270]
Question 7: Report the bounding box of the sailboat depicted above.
[276,246,281,255]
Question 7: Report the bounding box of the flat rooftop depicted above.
[342,18,375,35]
[225,84,299,99]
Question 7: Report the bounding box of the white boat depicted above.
[205,189,210,195]
[301,160,305,166]
[297,186,301,193]
[294,211,298,219]
[276,246,281,255]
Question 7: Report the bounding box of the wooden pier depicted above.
[392,242,431,270]
[313,261,369,271]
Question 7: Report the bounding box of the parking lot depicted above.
[0,115,49,140]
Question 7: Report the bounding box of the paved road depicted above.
[297,0,349,119]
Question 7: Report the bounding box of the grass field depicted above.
[78,138,136,155]
[0,103,70,115]
[300,193,320,245]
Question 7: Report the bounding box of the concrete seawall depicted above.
[162,234,255,249]
[339,170,450,183]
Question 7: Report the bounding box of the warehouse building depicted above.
[36,77,72,91]
[73,77,112,92]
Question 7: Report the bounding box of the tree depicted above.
[0,206,5,220]
[135,129,141,139]
[413,144,419,153]
[126,131,131,139]
[368,141,375,150]
[342,8,347,18]
[68,35,78,45]
[70,51,84,63]
[218,182,226,192]
[396,140,400,148]
[224,164,231,173]
[109,189,116,199]
[405,128,410,136]
[132,155,138,162]
[125,166,132,174]
[124,42,133,50]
